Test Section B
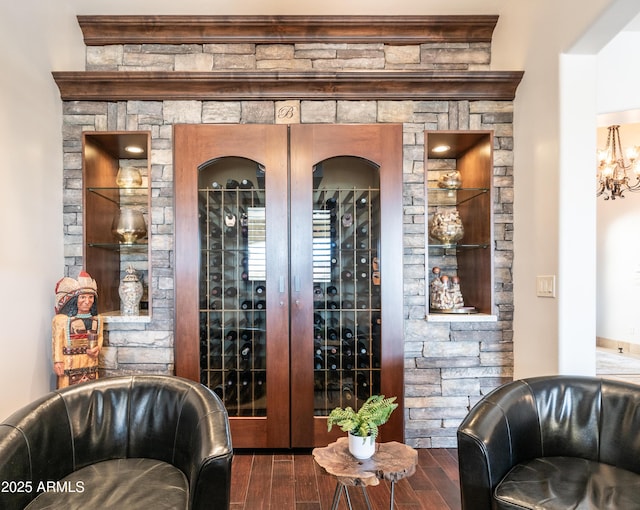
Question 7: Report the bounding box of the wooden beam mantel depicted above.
[52,70,524,101]
[77,15,498,45]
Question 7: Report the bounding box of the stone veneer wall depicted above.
[61,40,514,448]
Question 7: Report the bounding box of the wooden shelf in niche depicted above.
[83,131,151,318]
[425,130,495,320]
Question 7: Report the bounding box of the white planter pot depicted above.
[348,432,376,459]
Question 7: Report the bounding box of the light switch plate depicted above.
[536,275,556,298]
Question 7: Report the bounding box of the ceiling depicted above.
[63,0,505,16]
[625,11,640,31]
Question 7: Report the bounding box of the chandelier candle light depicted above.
[597,125,640,200]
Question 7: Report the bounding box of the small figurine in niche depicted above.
[430,267,465,311]
[51,271,103,388]
[450,276,465,308]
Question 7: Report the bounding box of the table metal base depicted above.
[330,481,398,510]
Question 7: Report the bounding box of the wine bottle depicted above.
[240,212,248,237]
[356,225,368,237]
[240,300,253,310]
[255,300,266,310]
[225,369,237,395]
[342,384,354,402]
[328,301,339,310]
[313,313,325,326]
[356,372,369,393]
[226,179,240,189]
[254,372,265,398]
[356,341,368,355]
[239,179,254,189]
[210,286,223,298]
[355,194,368,208]
[225,370,238,387]
[225,286,237,297]
[341,300,353,309]
[357,355,370,369]
[255,285,266,296]
[210,272,222,283]
[213,385,224,399]
[341,328,354,340]
[341,269,353,281]
[240,329,252,341]
[240,342,252,361]
[327,328,338,341]
[327,285,338,296]
[325,197,337,209]
[327,354,338,371]
[238,372,252,404]
[314,354,324,370]
[342,353,354,371]
[240,370,251,387]
[224,208,237,231]
[225,330,238,342]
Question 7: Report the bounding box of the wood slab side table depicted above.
[312,437,418,510]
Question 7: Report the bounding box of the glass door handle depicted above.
[279,276,285,306]
[293,275,301,307]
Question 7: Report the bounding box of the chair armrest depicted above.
[457,380,542,510]
[187,408,233,510]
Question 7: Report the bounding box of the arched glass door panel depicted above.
[311,156,382,415]
[198,157,267,417]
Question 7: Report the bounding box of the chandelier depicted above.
[597,125,640,200]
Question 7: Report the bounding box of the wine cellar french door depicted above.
[175,124,403,448]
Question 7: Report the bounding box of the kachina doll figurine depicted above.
[52,270,103,388]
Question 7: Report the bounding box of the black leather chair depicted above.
[457,375,640,510]
[0,375,233,509]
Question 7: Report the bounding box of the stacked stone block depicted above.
[61,39,514,447]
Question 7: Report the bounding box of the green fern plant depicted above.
[327,394,398,438]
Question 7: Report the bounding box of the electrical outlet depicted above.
[536,275,556,298]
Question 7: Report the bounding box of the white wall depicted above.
[595,33,640,350]
[0,2,84,419]
[596,124,640,346]
[490,0,617,377]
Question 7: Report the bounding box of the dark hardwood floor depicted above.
[230,448,461,510]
